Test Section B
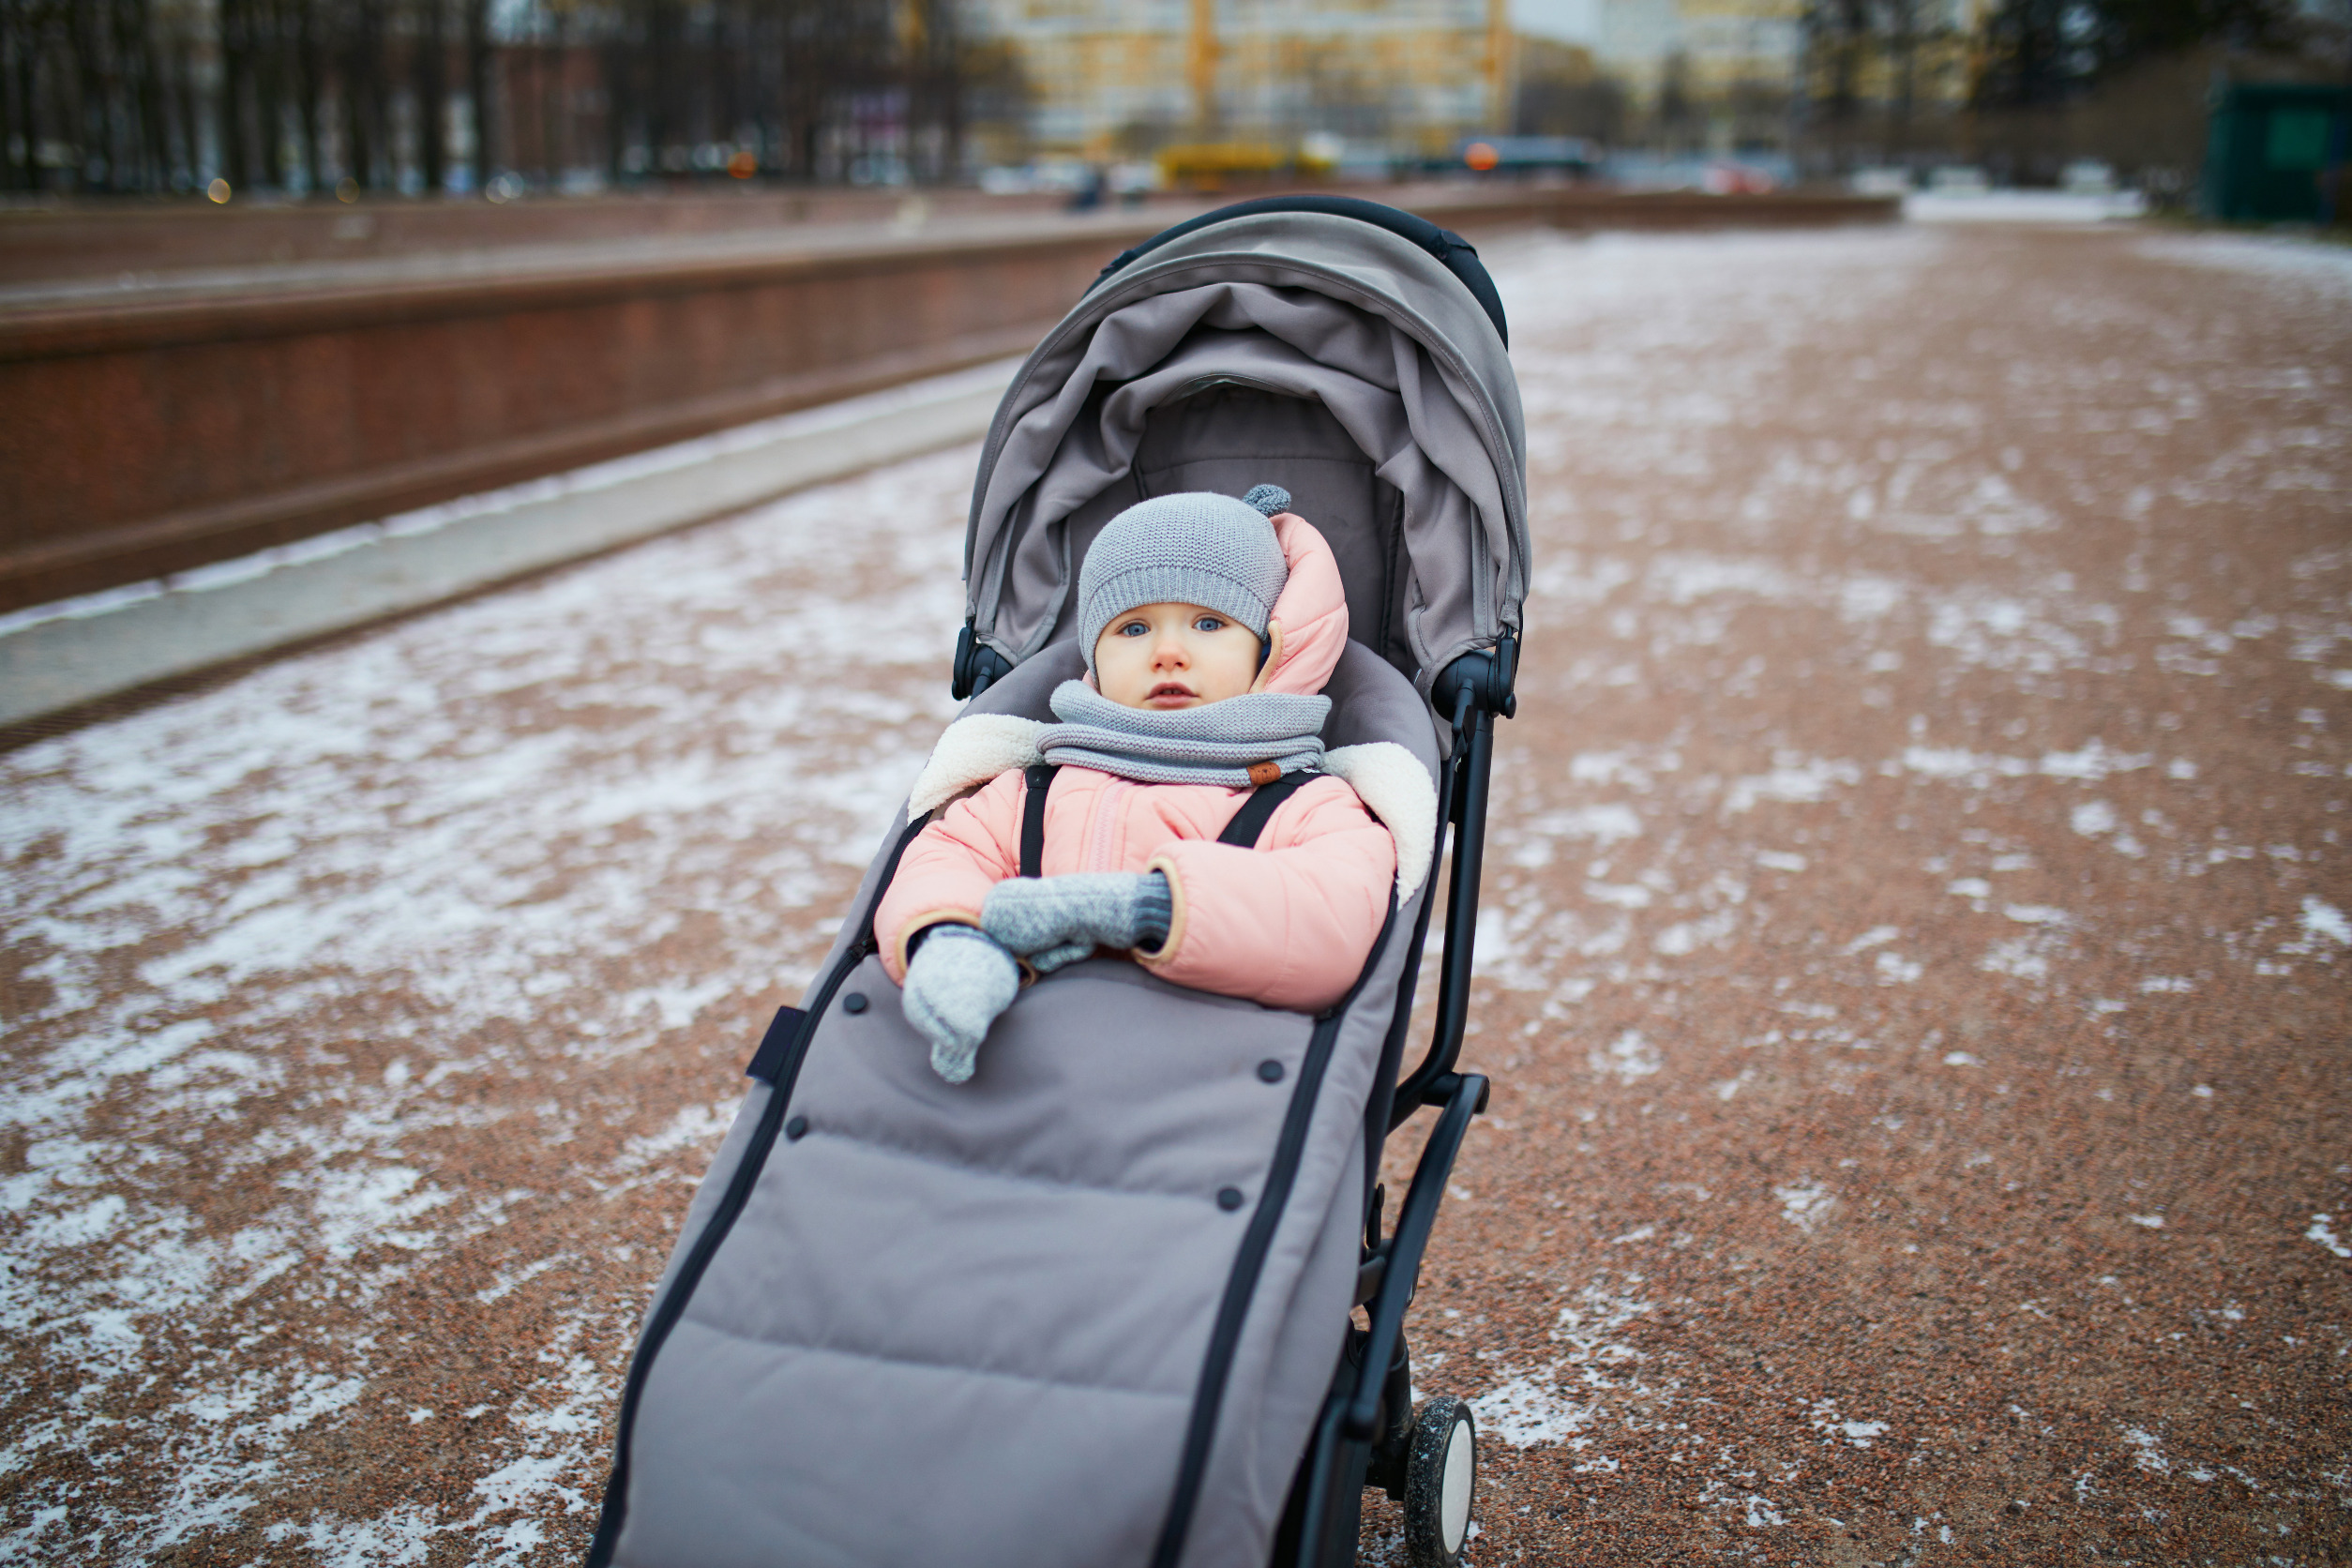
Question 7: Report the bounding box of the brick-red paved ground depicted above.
[4,221,2347,1565]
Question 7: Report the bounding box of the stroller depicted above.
[586,196,1527,1568]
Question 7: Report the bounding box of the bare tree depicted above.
[219,0,254,187]
[1878,0,1952,156]
[253,0,288,187]
[1654,51,1701,154]
[0,0,999,199]
[464,0,488,188]
[535,0,566,184]
[417,0,447,190]
[1971,0,2081,111]
[1515,36,1629,145]
[342,0,389,189]
[168,7,203,187]
[597,1,632,181]
[1801,0,1877,169]
[1,0,32,189]
[290,0,326,190]
[64,0,110,188]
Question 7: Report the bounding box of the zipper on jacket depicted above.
[1086,776,1130,872]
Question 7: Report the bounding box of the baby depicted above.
[876,486,1399,1082]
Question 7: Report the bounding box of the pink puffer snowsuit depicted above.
[877,512,1396,1015]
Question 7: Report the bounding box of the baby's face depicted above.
[1094,602,1262,710]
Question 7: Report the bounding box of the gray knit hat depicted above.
[1077,486,1292,675]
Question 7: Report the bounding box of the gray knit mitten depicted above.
[900,925,1021,1084]
[982,871,1174,974]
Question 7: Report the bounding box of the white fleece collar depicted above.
[1322,742,1437,902]
[907,715,1048,818]
[906,715,1439,901]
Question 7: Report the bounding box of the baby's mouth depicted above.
[1145,681,1198,707]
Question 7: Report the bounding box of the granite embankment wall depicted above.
[0,189,1894,612]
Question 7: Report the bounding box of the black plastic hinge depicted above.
[951,625,1013,701]
[1421,1071,1491,1114]
[1434,634,1518,719]
[1352,1246,1389,1308]
[745,1004,808,1083]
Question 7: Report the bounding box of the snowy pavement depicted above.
[5,222,2350,1564]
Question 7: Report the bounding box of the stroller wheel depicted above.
[1402,1395,1476,1567]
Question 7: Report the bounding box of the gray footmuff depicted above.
[589,200,1516,1568]
[593,646,1436,1568]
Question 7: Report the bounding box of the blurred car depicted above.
[2063,159,2118,195]
[1603,152,1793,192]
[1702,160,1778,194]
[979,161,1098,195]
[1156,142,1288,188]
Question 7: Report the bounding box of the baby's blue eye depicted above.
[1194,615,1226,633]
[1118,621,1148,637]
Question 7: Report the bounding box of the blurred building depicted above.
[1565,0,1976,158]
[1595,0,1802,101]
[959,0,1512,159]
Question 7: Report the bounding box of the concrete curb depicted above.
[0,369,1007,729]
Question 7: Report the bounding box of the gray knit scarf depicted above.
[1039,680,1330,788]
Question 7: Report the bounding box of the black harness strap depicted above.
[1216,770,1317,849]
[1018,763,1060,878]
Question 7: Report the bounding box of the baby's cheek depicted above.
[1207,640,1261,697]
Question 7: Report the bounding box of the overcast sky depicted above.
[1515,0,1604,45]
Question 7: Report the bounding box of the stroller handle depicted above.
[1393,639,1516,1120]
[1089,194,1512,351]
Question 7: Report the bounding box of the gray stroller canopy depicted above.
[962,208,1530,704]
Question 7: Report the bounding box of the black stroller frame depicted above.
[591,196,1522,1568]
[958,209,1517,1565]
[960,195,1521,1568]
[1272,637,1514,1568]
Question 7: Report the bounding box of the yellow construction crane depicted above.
[1189,0,1220,137]
[1486,0,1515,131]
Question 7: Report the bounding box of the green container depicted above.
[2204,83,2351,223]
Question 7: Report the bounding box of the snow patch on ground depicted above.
[1468,1280,1656,1455]
[1723,757,1861,814]
[0,444,979,1556]
[1590,1030,1665,1082]
[1810,1401,1891,1448]
[2300,898,2350,946]
[1776,1182,1835,1232]
[2136,234,2352,300]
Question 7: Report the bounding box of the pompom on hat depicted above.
[1077,486,1292,677]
